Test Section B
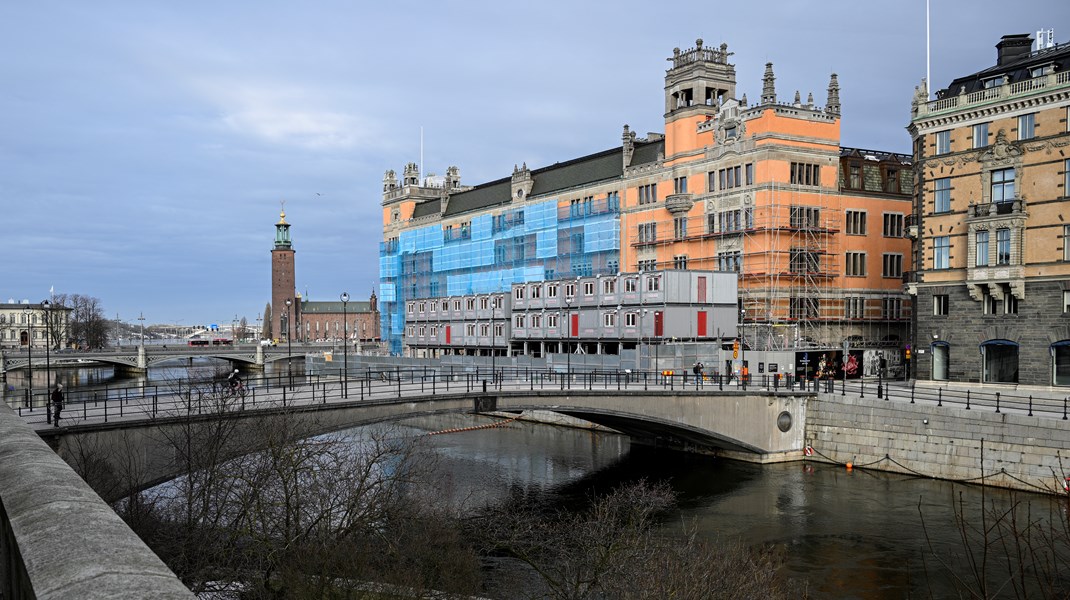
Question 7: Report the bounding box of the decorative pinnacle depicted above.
[761,63,776,105]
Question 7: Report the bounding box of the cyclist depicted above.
[227,369,243,393]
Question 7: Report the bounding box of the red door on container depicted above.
[697,311,707,337]
[445,325,451,344]
[570,314,579,337]
[697,276,707,303]
[654,311,663,337]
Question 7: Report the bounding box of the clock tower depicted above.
[271,207,296,341]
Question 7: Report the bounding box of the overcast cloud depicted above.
[2,1,1067,327]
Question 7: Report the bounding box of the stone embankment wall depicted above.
[806,394,1070,495]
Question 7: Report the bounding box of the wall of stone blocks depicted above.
[914,280,1070,385]
[806,393,1070,494]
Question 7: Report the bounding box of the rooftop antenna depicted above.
[1036,28,1055,50]
[926,0,931,100]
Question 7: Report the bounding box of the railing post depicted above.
[1028,395,1033,416]
[995,392,1000,413]
[1063,397,1067,421]
[910,383,915,404]
[938,388,942,407]
[860,378,865,398]
[966,389,971,410]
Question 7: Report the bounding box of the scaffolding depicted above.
[380,195,621,354]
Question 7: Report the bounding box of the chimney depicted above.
[996,34,1033,66]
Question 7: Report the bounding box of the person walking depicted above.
[51,384,64,427]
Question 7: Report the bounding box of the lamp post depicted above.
[24,307,34,411]
[256,315,262,343]
[564,296,572,382]
[340,292,349,399]
[138,312,145,347]
[740,308,747,390]
[491,297,497,386]
[285,298,293,388]
[42,300,52,407]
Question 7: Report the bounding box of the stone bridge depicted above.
[0,343,323,375]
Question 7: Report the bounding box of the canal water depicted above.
[9,364,1068,598]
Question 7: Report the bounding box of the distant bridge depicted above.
[0,343,329,374]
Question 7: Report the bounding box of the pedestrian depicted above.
[51,384,64,427]
[693,361,704,387]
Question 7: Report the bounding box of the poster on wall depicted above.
[862,349,904,379]
[793,350,866,380]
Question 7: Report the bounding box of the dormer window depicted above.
[724,125,737,139]
[1029,65,1049,78]
[982,76,1005,89]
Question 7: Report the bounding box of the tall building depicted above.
[381,40,912,360]
[908,32,1070,386]
[270,210,380,344]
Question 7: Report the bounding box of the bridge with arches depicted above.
[0,343,325,375]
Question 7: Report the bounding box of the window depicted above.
[465,323,476,336]
[935,130,951,155]
[547,284,558,298]
[602,279,616,294]
[418,301,426,312]
[845,297,865,319]
[430,325,438,337]
[1018,113,1035,140]
[625,278,637,292]
[1065,159,1070,199]
[846,210,867,235]
[849,165,862,189]
[975,230,990,266]
[638,259,656,272]
[603,312,617,327]
[845,252,867,277]
[493,295,503,309]
[530,285,542,299]
[883,213,904,237]
[933,236,950,269]
[991,168,1015,203]
[453,299,461,311]
[1006,293,1019,315]
[983,76,1005,88]
[1065,290,1070,313]
[789,249,819,273]
[607,191,620,212]
[973,122,989,149]
[646,275,661,292]
[934,294,949,316]
[881,298,903,319]
[406,326,414,337]
[674,176,688,194]
[1065,225,1070,262]
[673,255,689,270]
[745,163,754,186]
[625,312,638,327]
[790,162,821,186]
[674,216,688,240]
[546,314,558,328]
[406,302,414,315]
[513,315,525,329]
[1054,341,1070,386]
[466,298,476,310]
[790,205,821,228]
[717,251,741,272]
[983,294,1000,315]
[638,183,658,205]
[478,323,488,337]
[996,228,1011,265]
[638,222,658,243]
[479,297,489,310]
[583,281,594,296]
[514,287,525,300]
[707,171,717,192]
[934,177,951,213]
[882,254,903,278]
[530,314,542,328]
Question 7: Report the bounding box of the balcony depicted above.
[664,193,695,215]
[916,70,1070,118]
[967,199,1025,219]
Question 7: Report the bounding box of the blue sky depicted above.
[2,1,1066,327]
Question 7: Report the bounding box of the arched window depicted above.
[931,341,950,381]
[981,339,1018,383]
[1052,340,1070,386]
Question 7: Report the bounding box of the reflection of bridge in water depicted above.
[0,343,327,375]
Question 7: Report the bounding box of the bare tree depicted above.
[49,293,109,348]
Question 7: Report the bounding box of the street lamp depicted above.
[491,295,498,385]
[340,292,349,399]
[42,300,52,408]
[138,312,145,347]
[740,308,747,390]
[285,298,293,388]
[23,307,34,411]
[564,296,573,382]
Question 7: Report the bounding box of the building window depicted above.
[547,284,558,298]
[602,279,616,294]
[638,222,657,243]
[996,228,1011,265]
[406,326,414,337]
[674,216,688,240]
[603,312,617,327]
[1018,113,1035,140]
[638,259,656,272]
[529,285,542,299]
[882,254,903,278]
[845,252,866,277]
[625,278,638,292]
[933,236,950,269]
[991,168,1015,203]
[607,191,620,211]
[530,314,542,328]
[981,340,1018,383]
[935,130,951,155]
[466,298,476,310]
[1054,341,1070,386]
[673,255,689,270]
[674,176,688,194]
[790,205,821,228]
[846,210,867,235]
[647,275,661,292]
[1065,159,1070,199]
[638,183,658,205]
[933,294,949,316]
[479,297,489,310]
[790,162,821,186]
[976,230,990,266]
[717,251,741,272]
[973,122,989,149]
[493,295,503,309]
[513,315,525,329]
[514,287,525,300]
[881,298,903,320]
[745,163,754,186]
[707,171,717,192]
[625,312,637,327]
[1064,225,1070,261]
[883,213,904,238]
[417,301,426,313]
[1005,293,1019,315]
[583,281,594,296]
[849,165,862,189]
[477,323,488,337]
[430,325,438,337]
[934,178,951,213]
[406,302,414,315]
[983,294,1000,315]
[1064,290,1070,313]
[791,249,819,273]
[845,297,865,319]
[546,314,558,329]
[453,299,461,311]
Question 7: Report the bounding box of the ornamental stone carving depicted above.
[665,193,694,215]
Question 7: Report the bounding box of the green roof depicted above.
[301,300,373,314]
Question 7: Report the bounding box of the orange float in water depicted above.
[846,462,854,471]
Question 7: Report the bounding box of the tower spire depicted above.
[761,62,777,105]
[825,73,841,115]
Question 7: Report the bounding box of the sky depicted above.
[2,1,1067,328]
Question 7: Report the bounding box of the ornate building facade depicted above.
[381,40,912,359]
[908,33,1070,386]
